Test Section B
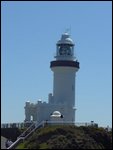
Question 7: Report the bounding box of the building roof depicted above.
[51,111,61,117]
[57,32,74,45]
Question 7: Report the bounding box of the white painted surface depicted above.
[1,136,7,149]
[24,32,79,123]
[51,66,77,106]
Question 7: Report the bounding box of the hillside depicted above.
[16,125,112,149]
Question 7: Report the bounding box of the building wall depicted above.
[25,102,75,123]
[52,66,76,107]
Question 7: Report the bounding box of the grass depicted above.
[40,143,48,149]
[15,143,25,149]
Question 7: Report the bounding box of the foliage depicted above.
[16,125,112,149]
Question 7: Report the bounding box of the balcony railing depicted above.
[1,121,34,129]
[1,121,97,129]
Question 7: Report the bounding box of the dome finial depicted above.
[65,26,71,35]
[65,28,69,34]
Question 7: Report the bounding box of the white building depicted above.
[24,32,80,124]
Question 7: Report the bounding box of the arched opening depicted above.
[30,115,33,121]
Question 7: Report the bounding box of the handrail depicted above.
[23,121,44,140]
[7,137,23,149]
[1,121,33,128]
[17,123,35,138]
[7,121,45,149]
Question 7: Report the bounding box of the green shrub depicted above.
[17,125,112,149]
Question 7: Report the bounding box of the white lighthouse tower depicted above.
[50,32,80,122]
[24,32,79,124]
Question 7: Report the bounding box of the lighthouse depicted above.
[24,32,79,124]
[50,32,80,122]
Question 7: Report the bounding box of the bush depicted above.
[17,125,112,149]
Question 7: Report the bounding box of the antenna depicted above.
[70,25,71,36]
[65,26,71,35]
[64,28,69,34]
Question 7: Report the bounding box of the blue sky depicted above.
[1,1,112,127]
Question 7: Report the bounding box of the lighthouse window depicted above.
[59,45,72,56]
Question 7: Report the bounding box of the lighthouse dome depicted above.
[57,32,74,45]
[51,111,61,117]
